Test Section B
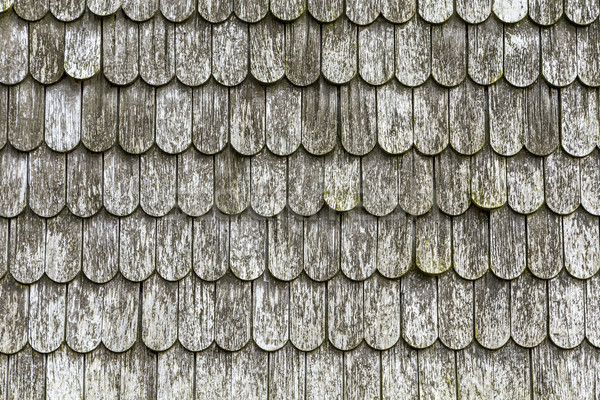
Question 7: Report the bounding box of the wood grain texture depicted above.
[285,13,321,86]
[157,344,194,400]
[290,273,325,351]
[230,211,266,280]
[416,207,452,275]
[362,146,398,216]
[489,79,524,156]
[586,274,600,346]
[177,147,213,217]
[266,79,301,156]
[359,18,394,85]
[507,150,544,214]
[402,270,438,349]
[382,340,418,399]
[306,342,343,399]
[431,15,466,87]
[156,79,192,154]
[395,16,430,86]
[364,273,401,350]
[435,148,471,216]
[524,78,560,156]
[341,208,377,280]
[471,144,507,209]
[453,206,489,279]
[195,344,231,399]
[29,14,64,85]
[324,145,361,211]
[119,209,156,282]
[438,269,473,350]
[530,0,563,24]
[398,148,433,215]
[565,0,600,24]
[139,13,175,86]
[419,0,453,23]
[215,272,251,351]
[340,77,377,156]
[46,345,83,399]
[198,0,231,22]
[303,208,340,281]
[50,0,85,21]
[511,270,547,347]
[0,275,28,354]
[250,15,285,84]
[193,208,229,281]
[527,204,564,279]
[251,149,287,217]
[88,0,121,15]
[268,343,305,400]
[328,274,363,350]
[545,149,580,215]
[0,218,6,278]
[101,275,139,353]
[457,0,492,22]
[81,74,118,152]
[29,276,66,353]
[579,19,600,87]
[0,11,28,85]
[493,0,528,22]
[8,77,44,151]
[581,149,600,215]
[215,145,250,215]
[142,274,178,351]
[418,342,457,399]
[45,210,82,283]
[449,78,485,155]
[541,19,577,87]
[156,210,192,281]
[102,10,139,85]
[45,77,81,152]
[253,272,289,351]
[14,0,49,20]
[140,147,176,217]
[212,16,248,86]
[321,16,357,85]
[178,273,214,352]
[377,208,412,278]
[307,0,343,22]
[504,19,540,87]
[0,85,6,150]
[5,345,46,399]
[234,0,267,22]
[175,14,210,86]
[8,209,45,284]
[84,345,122,399]
[64,11,101,79]
[230,78,265,156]
[271,0,305,20]
[122,0,157,21]
[490,206,526,279]
[561,81,599,157]
[475,273,510,349]
[344,342,381,400]
[160,0,193,21]
[103,146,139,216]
[193,78,229,154]
[413,79,449,155]
[382,0,415,22]
[118,79,155,154]
[563,208,599,279]
[468,17,503,85]
[376,79,412,154]
[301,77,337,155]
[119,342,157,399]
[83,210,119,283]
[28,144,66,218]
[268,208,303,281]
[67,146,102,217]
[66,275,102,353]
[346,0,378,24]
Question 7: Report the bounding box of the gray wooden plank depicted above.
[0,11,28,85]
[101,275,139,353]
[215,272,251,351]
[566,0,600,25]
[587,273,600,346]
[452,206,489,280]
[212,16,248,86]
[288,147,324,216]
[489,79,524,156]
[45,209,82,283]
[324,145,361,211]
[346,0,378,25]
[285,13,320,86]
[474,273,510,349]
[364,272,400,350]
[156,79,192,154]
[402,270,438,349]
[507,150,544,214]
[321,16,358,85]
[340,77,377,156]
[328,274,363,350]
[381,340,418,399]
[198,0,231,22]
[377,208,412,278]
[175,14,210,86]
[341,208,377,280]
[177,147,214,217]
[231,343,268,398]
[268,343,305,400]
[178,273,214,351]
[139,13,175,86]
[65,275,102,353]
[88,0,121,15]
[192,208,229,281]
[471,144,507,209]
[395,16,430,87]
[490,206,526,279]
[7,77,44,151]
[156,210,192,281]
[214,145,250,215]
[119,342,157,399]
[8,209,45,284]
[419,0,453,23]
[504,19,540,87]
[266,79,301,156]
[0,275,28,354]
[140,147,176,217]
[253,271,289,351]
[50,0,84,20]
[415,207,452,275]
[192,78,229,154]
[142,273,178,351]
[301,77,337,155]
[376,79,412,154]
[119,209,156,282]
[234,0,267,22]
[0,217,6,278]
[102,10,139,85]
[84,345,121,399]
[381,0,415,22]
[545,149,581,215]
[250,14,285,84]
[413,79,449,155]
[493,0,528,22]
[268,208,303,281]
[578,19,600,88]
[251,149,287,217]
[157,344,194,400]
[160,0,193,21]
[290,273,326,351]
[0,84,6,151]
[83,210,119,283]
[435,148,471,216]
[541,19,577,87]
[530,0,563,24]
[230,211,266,280]
[511,270,547,348]
[467,17,503,85]
[28,143,66,218]
[581,149,600,215]
[230,78,265,156]
[66,146,102,218]
[303,208,340,281]
[457,0,492,23]
[64,11,101,79]
[306,342,343,399]
[122,0,157,20]
[438,269,473,350]
[398,148,433,216]
[359,18,394,85]
[45,77,81,152]
[524,77,560,156]
[103,146,139,216]
[563,208,600,279]
[195,344,232,400]
[344,342,380,400]
[449,78,485,155]
[29,276,66,353]
[29,14,64,85]
[362,146,398,216]
[457,341,531,399]
[307,0,342,22]
[271,0,305,20]
[14,0,48,20]
[6,345,46,399]
[46,345,84,399]
[418,342,457,399]
[81,74,118,152]
[527,204,564,279]
[561,81,599,157]
[431,15,466,87]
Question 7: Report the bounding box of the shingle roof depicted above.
[1,0,600,398]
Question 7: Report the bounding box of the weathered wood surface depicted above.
[322,16,357,85]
